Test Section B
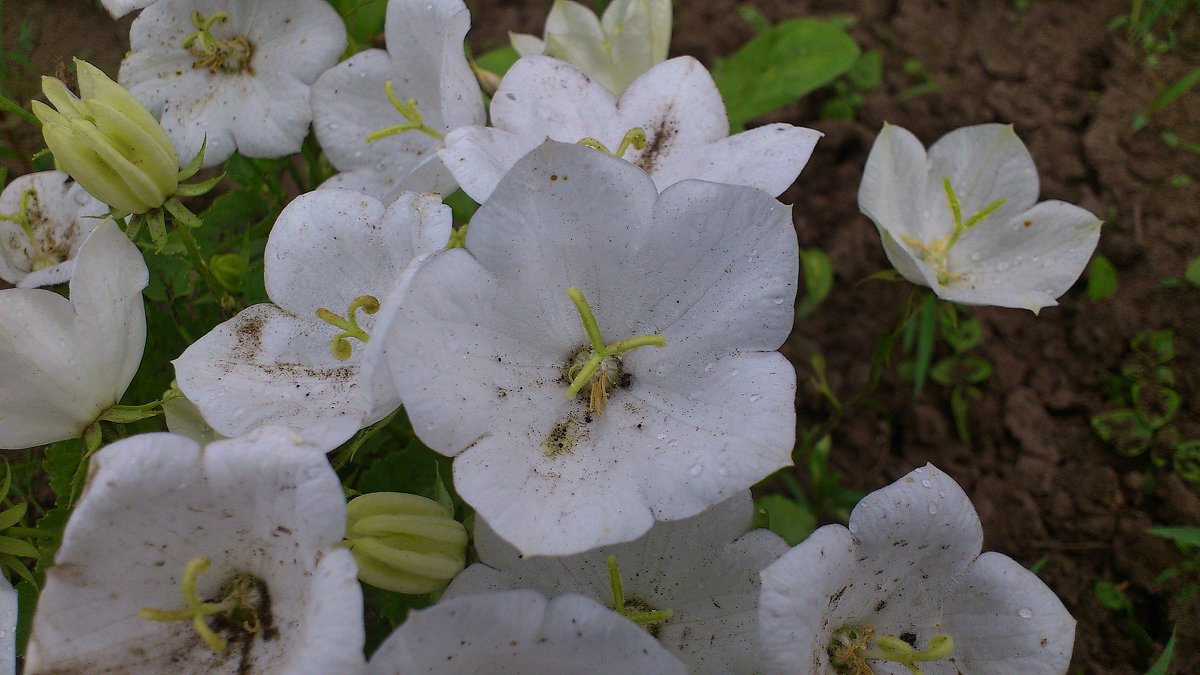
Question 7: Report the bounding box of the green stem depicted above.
[175,222,227,304]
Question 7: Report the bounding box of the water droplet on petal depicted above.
[749,394,762,402]
[773,298,784,305]
[914,467,923,474]
[969,252,982,262]
[1018,607,1033,619]
[668,439,679,447]
[927,503,938,515]
[717,466,729,477]
[848,522,859,534]
[689,463,703,476]
[995,261,1010,272]
[920,478,931,488]
[656,434,667,441]
[703,362,714,373]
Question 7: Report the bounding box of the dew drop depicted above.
[730,369,739,376]
[1018,607,1033,619]
[927,503,938,515]
[703,362,714,373]
[773,298,784,305]
[913,467,923,474]
[749,394,762,402]
[995,261,1010,272]
[969,252,982,262]
[689,463,703,476]
[668,439,679,447]
[848,522,859,534]
[717,466,729,477]
[920,478,931,488]
[656,434,667,441]
[354,150,363,159]
[327,122,339,131]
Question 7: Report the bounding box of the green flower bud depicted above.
[343,492,468,595]
[32,59,178,214]
[210,252,248,292]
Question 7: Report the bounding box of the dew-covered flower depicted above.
[510,0,671,96]
[119,0,347,168]
[0,171,106,288]
[174,188,450,449]
[388,141,797,556]
[445,491,787,672]
[759,463,1075,675]
[441,55,820,203]
[311,0,484,202]
[0,220,146,449]
[32,59,178,215]
[24,428,364,674]
[858,123,1102,313]
[366,589,685,673]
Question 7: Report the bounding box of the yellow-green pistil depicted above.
[828,624,955,675]
[182,11,253,74]
[577,127,647,158]
[139,556,263,653]
[900,178,1006,286]
[0,188,63,270]
[316,294,380,361]
[565,286,665,414]
[607,555,673,629]
[365,81,445,143]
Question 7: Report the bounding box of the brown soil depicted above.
[7,0,1200,672]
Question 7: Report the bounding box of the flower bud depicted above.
[344,492,467,595]
[210,253,248,292]
[32,59,178,214]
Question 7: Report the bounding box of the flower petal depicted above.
[858,123,933,243]
[924,123,1038,230]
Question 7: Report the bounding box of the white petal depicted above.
[647,123,822,198]
[0,171,104,287]
[366,590,686,673]
[858,123,933,243]
[100,0,154,18]
[25,429,364,674]
[0,562,15,675]
[509,32,546,56]
[924,123,1038,229]
[618,56,729,162]
[943,552,1075,674]
[941,201,1102,312]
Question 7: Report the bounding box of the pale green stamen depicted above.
[181,11,252,73]
[138,556,246,653]
[607,555,673,627]
[564,286,665,412]
[365,81,445,143]
[829,624,955,675]
[315,295,380,361]
[0,189,41,253]
[901,178,1007,287]
[577,127,647,158]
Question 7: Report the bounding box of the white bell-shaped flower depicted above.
[388,141,797,556]
[0,171,105,288]
[174,188,450,449]
[511,0,672,96]
[100,0,155,18]
[0,219,146,449]
[24,428,365,674]
[858,123,1102,313]
[441,55,820,203]
[366,590,686,674]
[759,463,1075,674]
[445,491,787,672]
[119,0,347,168]
[311,0,484,201]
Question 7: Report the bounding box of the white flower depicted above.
[311,0,485,202]
[24,428,365,674]
[441,55,821,203]
[858,123,1102,313]
[0,171,105,288]
[0,573,15,675]
[174,188,450,449]
[119,0,347,168]
[0,219,146,449]
[511,0,672,96]
[100,0,155,19]
[366,590,685,673]
[759,463,1075,675]
[445,491,787,672]
[388,141,797,556]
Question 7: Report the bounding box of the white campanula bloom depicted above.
[0,220,146,449]
[119,0,347,168]
[441,55,821,203]
[759,463,1075,675]
[445,491,787,672]
[0,171,105,288]
[510,0,672,96]
[174,188,450,449]
[99,0,156,18]
[24,428,364,674]
[858,123,1102,313]
[311,0,485,202]
[366,590,685,674]
[388,141,797,556]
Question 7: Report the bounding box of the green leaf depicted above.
[362,584,429,657]
[0,536,37,558]
[736,6,772,34]
[938,306,982,353]
[797,248,834,317]
[1086,254,1118,301]
[474,46,520,78]
[1185,257,1200,287]
[755,494,817,546]
[1091,409,1154,457]
[912,294,938,396]
[1133,66,1200,132]
[43,439,85,502]
[1131,383,1180,429]
[848,50,883,90]
[714,18,859,131]
[1145,626,1176,675]
[1146,526,1200,548]
[1131,329,1175,364]
[333,0,388,46]
[931,356,993,387]
[1173,440,1200,483]
[0,502,27,531]
[443,189,480,228]
[1094,580,1130,611]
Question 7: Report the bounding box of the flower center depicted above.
[900,178,1006,287]
[365,81,445,143]
[577,127,647,158]
[315,294,380,361]
[564,286,666,414]
[182,11,254,74]
[606,555,673,634]
[139,555,269,653]
[828,624,955,675]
